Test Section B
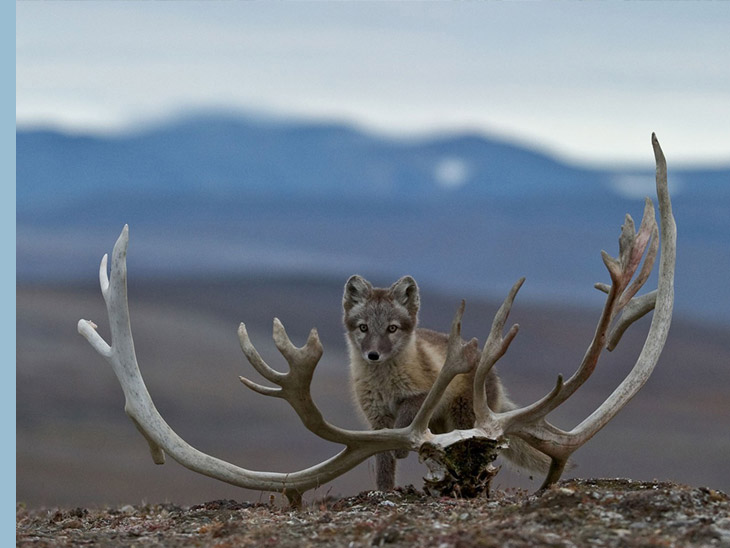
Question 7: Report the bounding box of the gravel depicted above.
[16,479,730,548]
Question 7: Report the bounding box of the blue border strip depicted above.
[8,0,17,534]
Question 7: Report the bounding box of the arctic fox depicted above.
[343,274,550,490]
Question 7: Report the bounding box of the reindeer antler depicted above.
[79,133,676,500]
[78,244,477,503]
[464,133,676,488]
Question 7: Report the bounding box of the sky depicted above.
[15,2,730,167]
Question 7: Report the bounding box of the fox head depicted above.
[343,275,420,364]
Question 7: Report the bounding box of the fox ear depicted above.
[344,275,373,310]
[390,276,420,316]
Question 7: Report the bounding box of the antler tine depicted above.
[480,277,524,370]
[411,301,477,434]
[601,250,623,286]
[237,323,285,385]
[607,290,657,351]
[618,201,659,308]
[444,300,478,377]
[618,213,637,272]
[473,278,523,426]
[77,319,112,358]
[99,253,110,300]
[239,375,282,398]
[77,247,112,357]
[594,207,659,353]
[237,318,324,403]
[272,318,323,380]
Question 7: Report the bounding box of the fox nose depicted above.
[367,351,380,362]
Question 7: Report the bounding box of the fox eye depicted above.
[359,324,368,332]
[387,325,398,333]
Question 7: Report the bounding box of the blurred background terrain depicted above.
[16,3,730,507]
[16,113,730,506]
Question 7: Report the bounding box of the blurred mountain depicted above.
[17,113,595,217]
[15,112,730,323]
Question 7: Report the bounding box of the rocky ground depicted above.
[16,479,730,547]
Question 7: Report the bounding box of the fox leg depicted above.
[393,393,428,459]
[369,415,397,490]
[375,452,396,491]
